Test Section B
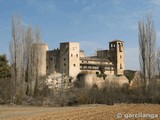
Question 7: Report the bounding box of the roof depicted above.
[110,40,124,43]
[80,50,84,52]
[60,42,79,44]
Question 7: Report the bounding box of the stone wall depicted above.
[77,74,129,89]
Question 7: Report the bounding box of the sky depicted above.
[0,0,160,70]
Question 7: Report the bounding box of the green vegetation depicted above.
[99,65,105,74]
[124,70,136,83]
[97,65,107,80]
[0,54,11,78]
[0,54,11,103]
[96,74,107,80]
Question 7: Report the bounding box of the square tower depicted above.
[60,42,80,78]
[109,40,125,75]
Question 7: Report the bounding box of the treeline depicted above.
[12,79,159,106]
[64,82,160,106]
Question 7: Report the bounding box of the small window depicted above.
[119,43,122,52]
[64,63,66,66]
[50,57,53,61]
[55,65,57,68]
[69,79,72,83]
[76,54,78,57]
[47,66,48,69]
[120,55,122,59]
[73,64,76,67]
[82,61,84,63]
[71,54,73,57]
[120,64,122,69]
[64,58,66,60]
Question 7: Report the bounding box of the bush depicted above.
[96,74,107,80]
[0,78,12,104]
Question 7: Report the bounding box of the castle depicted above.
[36,40,125,78]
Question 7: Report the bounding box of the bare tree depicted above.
[10,16,44,103]
[157,49,160,77]
[10,16,24,103]
[138,14,157,94]
[145,15,156,85]
[29,29,42,97]
[23,26,34,96]
[139,20,147,86]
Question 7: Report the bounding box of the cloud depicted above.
[111,0,125,8]
[82,3,95,12]
[26,0,55,14]
[112,0,123,4]
[93,13,139,31]
[73,0,79,3]
[94,15,115,28]
[150,0,160,6]
[70,2,96,28]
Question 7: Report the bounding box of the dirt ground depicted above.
[0,104,159,120]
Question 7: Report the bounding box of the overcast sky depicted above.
[0,0,160,70]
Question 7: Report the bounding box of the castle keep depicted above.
[45,40,125,78]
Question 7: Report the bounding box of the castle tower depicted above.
[32,43,48,76]
[109,40,125,75]
[60,42,80,78]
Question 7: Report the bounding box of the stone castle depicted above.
[36,40,125,78]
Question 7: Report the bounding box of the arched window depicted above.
[120,64,122,69]
[118,43,122,52]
